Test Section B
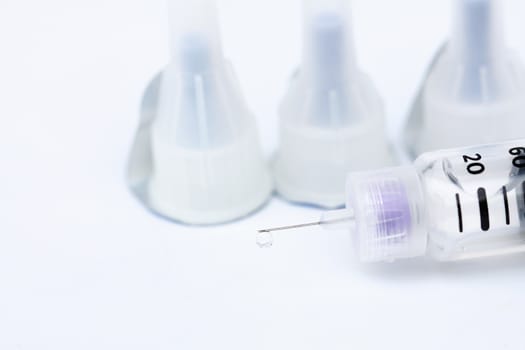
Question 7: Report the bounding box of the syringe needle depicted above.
[258,213,355,234]
[257,210,354,248]
[258,221,323,234]
[256,221,322,249]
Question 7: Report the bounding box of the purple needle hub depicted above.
[370,179,412,243]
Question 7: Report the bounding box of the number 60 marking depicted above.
[509,147,525,168]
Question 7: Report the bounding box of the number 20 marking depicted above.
[463,153,485,175]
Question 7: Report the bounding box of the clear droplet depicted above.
[256,231,273,248]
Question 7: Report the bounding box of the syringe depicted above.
[259,139,525,262]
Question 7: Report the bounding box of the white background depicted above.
[2,0,525,348]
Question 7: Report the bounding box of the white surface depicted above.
[2,0,525,348]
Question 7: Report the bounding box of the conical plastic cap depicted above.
[127,0,272,224]
[273,0,394,208]
[404,0,525,157]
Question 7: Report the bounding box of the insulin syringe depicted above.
[259,139,525,263]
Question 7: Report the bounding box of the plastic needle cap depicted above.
[404,0,525,156]
[273,0,393,208]
[452,0,505,101]
[134,0,272,224]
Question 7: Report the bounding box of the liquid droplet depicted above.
[256,230,273,248]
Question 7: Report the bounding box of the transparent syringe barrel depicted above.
[416,139,525,261]
[346,139,525,262]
